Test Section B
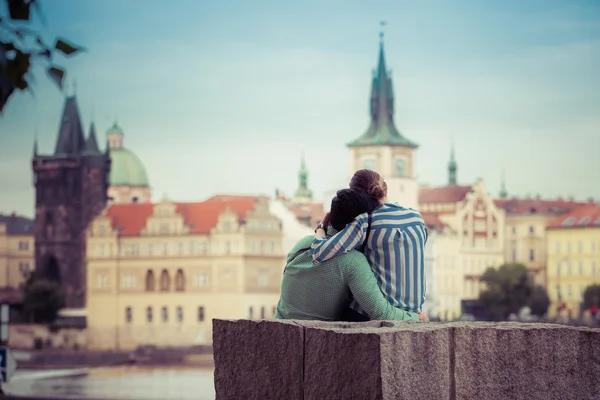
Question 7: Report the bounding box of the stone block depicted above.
[212,319,304,400]
[453,322,600,400]
[303,321,451,400]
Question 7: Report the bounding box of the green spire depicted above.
[347,23,418,149]
[293,153,313,201]
[448,140,457,186]
[499,170,508,199]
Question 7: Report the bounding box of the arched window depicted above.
[174,269,185,292]
[159,269,170,291]
[162,306,168,323]
[146,306,153,323]
[145,270,155,292]
[176,306,183,323]
[125,307,132,323]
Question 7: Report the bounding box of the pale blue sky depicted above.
[1,0,600,217]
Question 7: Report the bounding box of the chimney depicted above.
[536,194,541,200]
[568,196,574,201]
[10,212,16,218]
[558,196,564,201]
[588,197,594,203]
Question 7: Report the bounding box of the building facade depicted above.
[0,214,35,303]
[546,204,600,320]
[85,194,285,349]
[31,95,111,309]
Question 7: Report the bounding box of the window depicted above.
[198,306,205,322]
[160,269,170,291]
[260,306,265,319]
[578,242,583,253]
[529,249,535,262]
[592,241,596,253]
[121,276,136,289]
[257,273,268,288]
[125,307,132,323]
[176,306,183,323]
[178,242,184,255]
[189,241,197,255]
[18,262,30,278]
[566,262,571,274]
[511,249,516,263]
[174,269,185,291]
[363,158,376,170]
[555,242,560,252]
[225,242,231,255]
[146,307,153,323]
[592,262,597,277]
[162,306,168,323]
[578,263,583,274]
[566,285,572,299]
[18,241,29,251]
[528,226,534,235]
[577,216,591,226]
[248,306,253,319]
[556,263,560,276]
[561,217,576,227]
[147,244,153,256]
[99,244,105,257]
[511,227,516,234]
[395,158,406,177]
[145,270,155,291]
[194,273,208,288]
[98,274,107,289]
[163,243,168,256]
[159,223,169,234]
[567,242,571,252]
[595,216,600,226]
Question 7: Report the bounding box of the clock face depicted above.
[395,159,406,177]
[363,158,376,170]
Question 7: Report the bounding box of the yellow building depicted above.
[85,194,285,350]
[495,196,587,287]
[0,213,35,298]
[546,204,600,320]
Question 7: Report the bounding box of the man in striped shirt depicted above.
[312,202,428,316]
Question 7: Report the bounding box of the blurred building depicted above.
[0,214,34,304]
[495,193,589,287]
[31,95,111,310]
[85,194,284,349]
[105,122,152,204]
[546,204,600,319]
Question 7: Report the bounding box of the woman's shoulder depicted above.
[375,203,424,219]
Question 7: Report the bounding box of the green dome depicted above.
[109,148,149,187]
[107,123,124,136]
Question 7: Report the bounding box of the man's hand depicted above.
[417,312,429,323]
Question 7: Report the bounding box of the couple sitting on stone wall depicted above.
[275,169,429,323]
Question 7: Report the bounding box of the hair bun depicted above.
[368,184,385,199]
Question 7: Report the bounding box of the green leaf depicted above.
[7,0,32,21]
[54,38,85,56]
[47,66,65,89]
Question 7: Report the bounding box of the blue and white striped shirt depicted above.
[311,203,428,313]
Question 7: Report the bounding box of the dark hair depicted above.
[329,188,377,231]
[349,169,387,200]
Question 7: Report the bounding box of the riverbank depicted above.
[12,345,214,370]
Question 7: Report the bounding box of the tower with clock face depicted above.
[347,32,419,209]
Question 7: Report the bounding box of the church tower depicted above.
[347,25,419,209]
[448,142,457,186]
[292,154,313,204]
[31,95,111,309]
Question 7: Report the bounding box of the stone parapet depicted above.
[213,319,600,400]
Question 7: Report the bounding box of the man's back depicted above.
[275,235,365,320]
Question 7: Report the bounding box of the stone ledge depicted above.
[212,320,600,400]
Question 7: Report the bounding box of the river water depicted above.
[4,366,215,400]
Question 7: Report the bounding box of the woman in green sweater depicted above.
[275,188,426,322]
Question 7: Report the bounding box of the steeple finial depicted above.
[33,129,38,157]
[499,170,508,199]
[447,139,457,186]
[379,20,386,43]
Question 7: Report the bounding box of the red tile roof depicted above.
[494,198,588,217]
[547,204,600,229]
[419,185,473,204]
[421,213,446,230]
[106,195,260,236]
[286,202,325,228]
